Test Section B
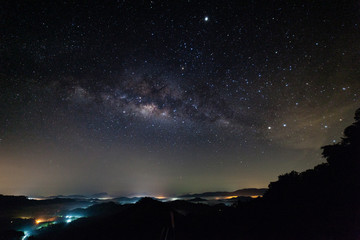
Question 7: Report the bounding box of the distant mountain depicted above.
[48,194,87,199]
[231,188,267,196]
[113,197,142,204]
[179,188,267,198]
[45,192,110,199]
[69,201,129,217]
[188,197,208,202]
[89,192,110,199]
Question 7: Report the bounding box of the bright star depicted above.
[204,16,209,22]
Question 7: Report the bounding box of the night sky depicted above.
[1,1,359,197]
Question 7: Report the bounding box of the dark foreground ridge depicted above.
[1,108,360,240]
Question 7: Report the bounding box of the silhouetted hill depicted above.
[48,194,86,199]
[188,197,207,202]
[46,192,110,199]
[0,229,23,240]
[0,195,84,219]
[27,197,236,240]
[113,196,142,204]
[0,195,29,207]
[69,201,129,217]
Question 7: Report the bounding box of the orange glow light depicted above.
[224,196,239,199]
[155,196,167,199]
[35,217,56,224]
[35,219,44,224]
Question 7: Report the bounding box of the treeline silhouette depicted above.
[2,108,360,240]
[240,108,360,239]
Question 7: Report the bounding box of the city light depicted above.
[35,219,44,224]
[22,231,30,240]
[35,217,56,224]
[65,215,83,223]
[224,196,239,199]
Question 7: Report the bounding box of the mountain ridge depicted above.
[179,188,267,198]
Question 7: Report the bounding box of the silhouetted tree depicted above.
[322,108,360,169]
[262,107,360,239]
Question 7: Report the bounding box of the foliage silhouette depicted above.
[261,107,360,239]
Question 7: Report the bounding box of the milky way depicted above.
[1,1,359,196]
